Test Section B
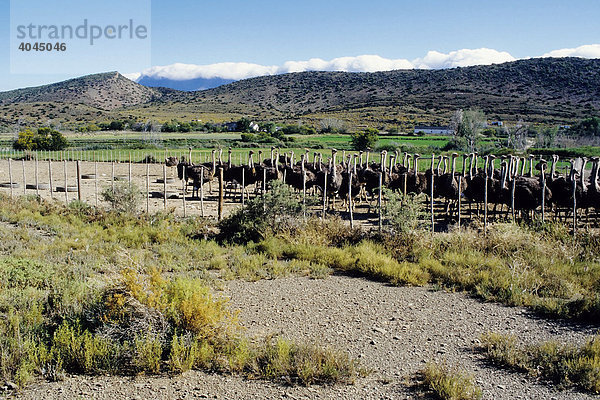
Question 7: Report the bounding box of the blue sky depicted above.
[2,0,600,91]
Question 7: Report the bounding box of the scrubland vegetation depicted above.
[481,333,600,393]
[1,179,599,392]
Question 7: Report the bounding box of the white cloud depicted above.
[542,44,600,59]
[138,62,279,81]
[412,48,516,69]
[130,45,600,83]
[122,72,141,81]
[280,55,413,73]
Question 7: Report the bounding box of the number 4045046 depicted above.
[18,42,67,51]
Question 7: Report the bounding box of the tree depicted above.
[535,126,558,148]
[505,122,529,150]
[449,109,486,152]
[14,129,35,150]
[351,128,379,151]
[13,127,68,151]
[236,117,252,133]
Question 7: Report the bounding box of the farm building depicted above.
[413,125,453,135]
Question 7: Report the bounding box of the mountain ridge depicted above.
[1,57,599,126]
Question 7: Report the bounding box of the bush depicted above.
[351,128,378,151]
[383,190,426,234]
[13,128,68,151]
[218,180,304,244]
[101,182,142,214]
[480,333,600,393]
[419,362,482,400]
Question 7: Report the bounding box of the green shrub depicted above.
[101,182,143,214]
[133,332,163,374]
[419,362,482,400]
[480,333,600,393]
[383,190,426,234]
[218,180,304,244]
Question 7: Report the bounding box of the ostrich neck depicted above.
[462,157,467,177]
[550,157,557,180]
[228,152,232,168]
[468,155,474,179]
[529,158,534,177]
[580,161,588,189]
[415,157,420,174]
[592,161,600,191]
[451,157,457,176]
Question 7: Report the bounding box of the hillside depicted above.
[0,72,162,111]
[0,58,599,127]
[184,57,600,124]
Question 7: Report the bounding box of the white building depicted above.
[413,125,453,135]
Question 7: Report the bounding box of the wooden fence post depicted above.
[322,171,327,218]
[94,158,98,207]
[378,172,382,231]
[349,171,354,229]
[35,152,40,197]
[145,162,149,214]
[200,166,205,218]
[429,158,435,233]
[8,158,13,198]
[76,161,82,201]
[163,165,167,210]
[241,168,245,207]
[22,159,26,195]
[182,165,186,217]
[48,159,54,199]
[63,160,68,203]
[218,167,224,221]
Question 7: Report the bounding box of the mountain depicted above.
[137,76,235,91]
[0,72,162,110]
[187,57,600,122]
[0,58,599,127]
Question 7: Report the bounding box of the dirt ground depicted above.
[0,159,256,219]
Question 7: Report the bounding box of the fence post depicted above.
[218,166,224,221]
[8,158,13,198]
[48,159,54,199]
[378,172,382,231]
[457,173,462,229]
[128,152,132,182]
[146,161,149,214]
[22,159,26,195]
[63,160,68,203]
[76,160,82,201]
[241,168,245,206]
[111,161,115,191]
[35,152,40,197]
[572,177,577,233]
[349,171,354,229]
[200,166,205,218]
[163,165,167,210]
[540,163,546,224]
[182,165,186,217]
[322,170,327,218]
[94,158,98,207]
[484,163,489,234]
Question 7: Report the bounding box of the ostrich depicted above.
[586,157,600,221]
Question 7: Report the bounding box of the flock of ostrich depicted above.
[166,147,600,229]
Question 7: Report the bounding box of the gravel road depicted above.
[12,275,598,400]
